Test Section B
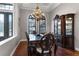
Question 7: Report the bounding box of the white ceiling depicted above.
[18,3,60,12]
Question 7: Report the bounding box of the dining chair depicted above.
[36,33,57,56]
[32,31,37,35]
[25,32,29,44]
[25,32,36,56]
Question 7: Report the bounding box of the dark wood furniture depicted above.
[54,14,75,50]
[54,15,62,46]
[25,33,43,56]
[25,32,36,56]
[61,14,74,50]
[36,33,57,56]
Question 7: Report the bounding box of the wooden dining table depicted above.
[28,34,44,55]
[29,34,43,41]
[28,34,43,46]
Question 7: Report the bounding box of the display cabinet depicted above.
[54,14,74,50]
[54,15,62,46]
[61,14,74,50]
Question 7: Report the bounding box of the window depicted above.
[39,16,46,34]
[0,13,13,41]
[39,20,46,34]
[28,14,46,34]
[28,15,36,34]
[0,3,13,41]
[9,14,13,37]
[0,3,14,10]
[0,14,4,37]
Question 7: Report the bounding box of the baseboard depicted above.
[10,40,21,56]
[75,48,79,51]
[20,39,27,41]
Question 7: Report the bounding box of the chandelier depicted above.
[33,4,44,21]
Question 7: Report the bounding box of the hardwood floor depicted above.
[13,41,79,56]
[13,41,28,56]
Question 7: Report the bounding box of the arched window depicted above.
[28,14,46,34]
[39,15,46,34]
[28,14,36,34]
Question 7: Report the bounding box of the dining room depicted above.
[13,3,79,56]
[14,3,58,56]
[1,3,79,56]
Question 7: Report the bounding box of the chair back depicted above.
[25,32,30,44]
[40,33,55,51]
[32,31,37,34]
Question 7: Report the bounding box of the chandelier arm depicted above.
[33,4,45,21]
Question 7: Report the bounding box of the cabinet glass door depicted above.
[65,16,72,35]
[58,19,61,35]
[54,15,61,39]
[58,19,61,41]
[57,14,74,50]
[54,15,62,46]
[54,19,58,37]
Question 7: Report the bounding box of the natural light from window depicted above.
[0,3,13,41]
[0,14,4,37]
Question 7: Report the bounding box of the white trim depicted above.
[75,48,79,51]
[0,35,17,46]
[20,39,27,41]
[10,40,21,56]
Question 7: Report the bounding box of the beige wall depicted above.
[0,4,21,56]
[19,9,32,40]
[49,3,79,51]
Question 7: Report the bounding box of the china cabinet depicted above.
[54,15,62,46]
[54,14,74,50]
[61,14,74,50]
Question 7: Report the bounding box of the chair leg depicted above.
[27,47,30,56]
[28,52,30,56]
[54,45,57,56]
[28,45,37,56]
[49,50,52,56]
